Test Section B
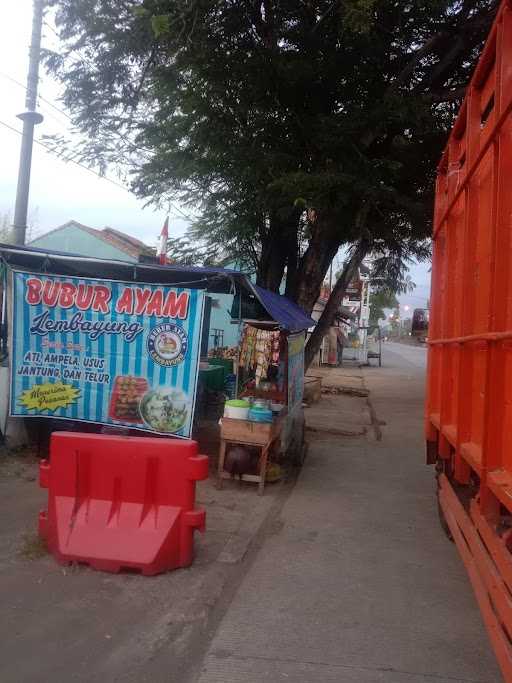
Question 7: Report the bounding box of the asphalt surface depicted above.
[195,348,502,682]
[383,340,427,369]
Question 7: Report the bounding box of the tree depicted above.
[0,209,40,244]
[45,0,498,366]
[389,306,401,335]
[370,289,399,324]
[0,213,11,242]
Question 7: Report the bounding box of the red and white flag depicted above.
[158,216,169,265]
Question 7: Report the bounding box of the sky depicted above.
[0,1,431,311]
[0,1,189,250]
[398,268,431,313]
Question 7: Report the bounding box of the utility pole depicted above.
[12,0,45,246]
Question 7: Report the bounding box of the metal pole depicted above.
[234,284,242,398]
[12,0,45,246]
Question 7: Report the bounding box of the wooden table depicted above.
[217,416,283,495]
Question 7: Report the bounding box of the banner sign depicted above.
[287,332,305,409]
[10,271,205,438]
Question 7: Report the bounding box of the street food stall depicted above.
[0,244,313,486]
[217,321,307,493]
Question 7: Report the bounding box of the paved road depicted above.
[194,358,501,682]
[382,341,427,369]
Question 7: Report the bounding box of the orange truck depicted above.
[426,1,512,679]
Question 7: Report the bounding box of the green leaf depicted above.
[44,0,495,313]
[151,14,170,38]
[132,6,149,18]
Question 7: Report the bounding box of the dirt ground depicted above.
[0,423,287,683]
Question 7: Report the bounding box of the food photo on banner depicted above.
[9,271,205,438]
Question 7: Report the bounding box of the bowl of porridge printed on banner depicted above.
[139,388,189,433]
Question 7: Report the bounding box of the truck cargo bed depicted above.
[427,1,512,679]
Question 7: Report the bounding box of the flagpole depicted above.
[159,216,169,265]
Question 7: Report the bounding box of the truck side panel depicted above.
[426,2,512,679]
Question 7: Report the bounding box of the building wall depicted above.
[208,293,240,349]
[31,225,136,262]
[207,259,252,351]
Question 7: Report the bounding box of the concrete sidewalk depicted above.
[196,355,501,682]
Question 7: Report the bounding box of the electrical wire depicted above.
[166,197,193,221]
[0,70,72,123]
[1,65,194,222]
[0,117,195,223]
[43,20,105,75]
[1,62,195,224]
[0,118,129,191]
[34,97,70,128]
[41,24,194,224]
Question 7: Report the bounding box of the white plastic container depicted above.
[223,399,250,420]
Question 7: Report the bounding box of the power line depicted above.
[42,19,60,38]
[0,117,196,222]
[2,50,195,225]
[0,118,128,191]
[7,14,197,228]
[1,69,194,221]
[0,70,72,123]
[35,97,70,127]
[0,70,155,158]
[167,201,193,222]
[43,20,99,74]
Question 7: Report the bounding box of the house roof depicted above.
[315,291,356,320]
[336,306,357,321]
[30,220,155,260]
[100,227,155,258]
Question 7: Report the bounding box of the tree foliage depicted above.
[0,210,40,244]
[369,289,399,323]
[44,0,498,363]
[389,305,402,334]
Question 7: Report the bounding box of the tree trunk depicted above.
[257,210,301,292]
[294,211,342,314]
[284,224,299,299]
[256,213,282,292]
[304,239,369,370]
[257,232,287,292]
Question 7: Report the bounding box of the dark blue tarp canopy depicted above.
[250,284,314,333]
[0,244,315,333]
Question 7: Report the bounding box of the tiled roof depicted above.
[101,227,154,258]
[30,220,155,259]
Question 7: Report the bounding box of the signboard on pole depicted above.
[9,271,205,438]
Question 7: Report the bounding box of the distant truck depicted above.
[411,308,429,343]
[425,2,512,679]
